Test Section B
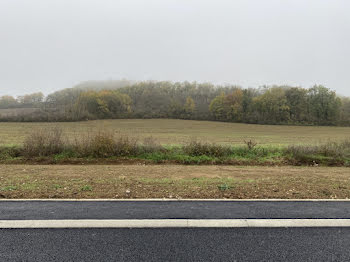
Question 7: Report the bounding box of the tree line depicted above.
[0,92,44,109]
[0,80,349,126]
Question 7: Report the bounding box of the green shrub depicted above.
[0,146,22,160]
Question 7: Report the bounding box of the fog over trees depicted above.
[1,1,350,96]
[0,80,349,126]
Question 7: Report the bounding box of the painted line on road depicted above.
[1,219,350,228]
[0,199,350,202]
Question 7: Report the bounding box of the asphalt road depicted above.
[2,200,350,219]
[1,200,350,261]
[1,228,349,261]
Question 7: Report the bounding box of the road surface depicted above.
[1,200,350,261]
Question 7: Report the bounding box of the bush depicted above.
[286,140,350,164]
[22,127,65,157]
[140,136,165,154]
[184,140,232,157]
[89,132,116,157]
[115,135,139,156]
[71,131,140,157]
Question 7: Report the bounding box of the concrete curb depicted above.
[1,219,350,228]
[0,199,350,202]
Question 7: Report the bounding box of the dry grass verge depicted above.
[0,165,349,199]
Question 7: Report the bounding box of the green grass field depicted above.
[1,119,350,146]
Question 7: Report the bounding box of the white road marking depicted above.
[1,219,350,228]
[0,199,349,202]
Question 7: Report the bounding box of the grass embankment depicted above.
[0,128,350,166]
[0,165,349,199]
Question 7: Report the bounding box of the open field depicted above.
[0,165,349,199]
[0,119,350,146]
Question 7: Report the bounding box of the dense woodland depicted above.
[0,80,350,126]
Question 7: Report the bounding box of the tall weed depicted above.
[23,127,65,157]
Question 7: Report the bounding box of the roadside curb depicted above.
[0,199,350,201]
[2,219,350,228]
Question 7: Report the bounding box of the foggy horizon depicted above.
[1,0,349,96]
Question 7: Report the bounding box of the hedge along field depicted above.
[0,119,350,146]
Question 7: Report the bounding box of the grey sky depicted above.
[1,0,349,96]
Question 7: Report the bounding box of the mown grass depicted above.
[0,119,350,146]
